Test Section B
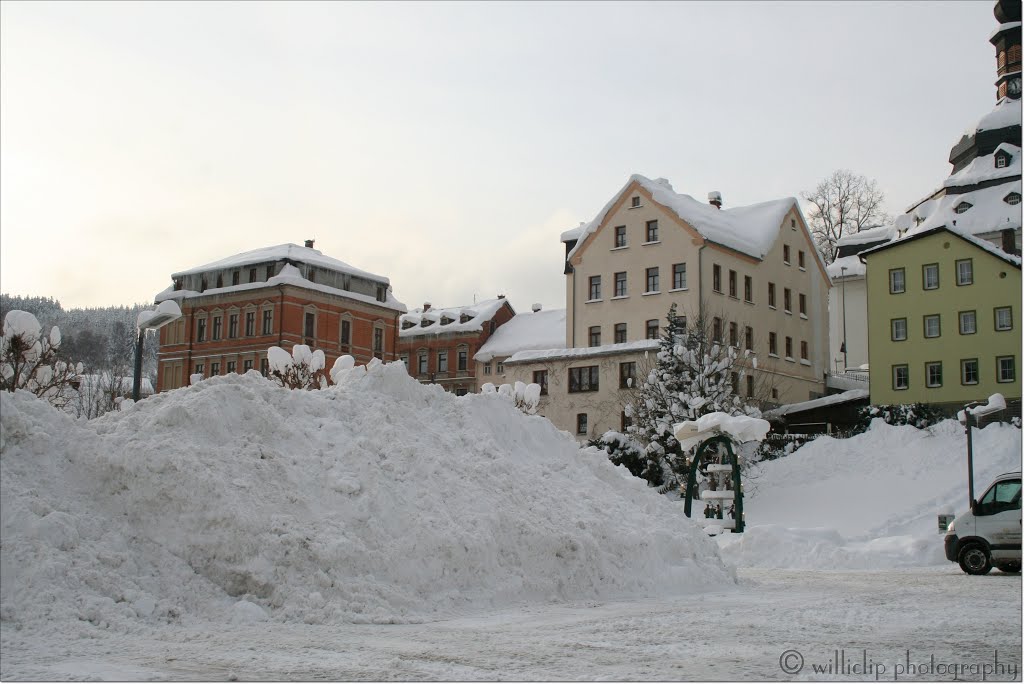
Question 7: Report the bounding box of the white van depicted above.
[944,471,1022,574]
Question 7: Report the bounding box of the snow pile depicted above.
[1,363,731,633]
[718,419,1021,569]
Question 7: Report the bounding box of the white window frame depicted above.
[958,310,977,335]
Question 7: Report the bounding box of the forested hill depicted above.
[1,294,159,382]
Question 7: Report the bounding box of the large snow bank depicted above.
[1,363,730,633]
[718,419,1021,570]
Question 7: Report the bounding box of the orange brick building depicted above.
[397,297,516,395]
[154,242,405,391]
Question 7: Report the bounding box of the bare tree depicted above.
[802,170,890,263]
[1,310,80,410]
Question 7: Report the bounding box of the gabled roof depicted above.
[858,224,1022,268]
[566,175,803,263]
[474,308,566,362]
[172,243,389,284]
[399,298,514,339]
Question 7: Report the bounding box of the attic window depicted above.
[631,196,641,208]
[954,202,972,214]
[173,278,183,291]
[402,320,415,330]
[441,316,454,325]
[995,153,1009,169]
[460,313,471,324]
[1005,192,1022,205]
[421,319,433,328]
[216,275,223,288]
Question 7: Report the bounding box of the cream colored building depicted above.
[502,175,831,440]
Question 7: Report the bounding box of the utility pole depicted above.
[840,265,849,371]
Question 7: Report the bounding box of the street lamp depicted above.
[133,300,182,401]
[840,265,849,371]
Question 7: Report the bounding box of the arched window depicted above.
[1005,192,1022,206]
[954,201,972,214]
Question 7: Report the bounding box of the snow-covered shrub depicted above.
[0,310,81,409]
[266,344,328,390]
[587,431,654,483]
[854,403,946,431]
[492,381,542,414]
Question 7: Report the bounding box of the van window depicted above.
[978,479,1022,515]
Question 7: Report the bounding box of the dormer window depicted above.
[402,320,415,330]
[954,201,972,214]
[441,316,454,326]
[421,319,433,328]
[995,151,1011,169]
[1005,192,1021,205]
[173,278,183,291]
[460,313,471,324]
[376,285,386,302]
[216,274,223,288]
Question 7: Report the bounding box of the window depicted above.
[245,312,255,337]
[496,361,504,373]
[455,388,468,397]
[768,283,776,308]
[956,259,973,286]
[340,319,351,348]
[729,322,738,347]
[619,362,636,389]
[576,413,588,436]
[373,327,384,358]
[783,288,792,313]
[232,271,240,286]
[614,271,627,297]
[614,225,627,248]
[399,354,408,368]
[304,312,315,342]
[891,318,907,341]
[243,359,253,372]
[621,411,632,432]
[889,268,906,294]
[437,351,448,373]
[673,263,687,290]
[771,388,779,401]
[798,293,807,316]
[923,314,941,339]
[997,356,1016,383]
[922,263,939,290]
[646,267,659,293]
[728,270,737,298]
[798,251,805,269]
[769,332,778,356]
[1005,192,1022,205]
[226,361,236,374]
[194,363,204,376]
[712,317,722,343]
[783,245,791,264]
[533,370,548,395]
[925,361,942,388]
[197,318,207,342]
[614,323,627,344]
[744,276,752,303]
[211,362,220,376]
[892,364,909,390]
[744,326,753,351]
[262,309,273,335]
[588,275,601,300]
[490,321,496,335]
[228,314,239,339]
[785,336,793,359]
[995,306,1013,331]
[458,350,468,372]
[631,196,640,208]
[589,326,601,347]
[746,375,754,398]
[954,202,972,214]
[645,220,659,242]
[483,362,492,375]
[800,341,808,361]
[249,268,257,283]
[646,319,659,339]
[212,316,222,341]
[731,372,739,396]
[216,275,223,288]
[997,155,1009,169]
[713,264,722,293]
[265,264,274,280]
[977,479,1023,517]
[260,358,269,376]
[418,353,428,375]
[569,366,600,393]
[959,310,977,335]
[961,358,979,385]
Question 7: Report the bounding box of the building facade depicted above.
[154,242,404,391]
[862,228,1021,408]
[397,297,516,395]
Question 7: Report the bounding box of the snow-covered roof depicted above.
[156,264,408,312]
[964,97,1021,138]
[560,223,587,243]
[172,243,389,284]
[826,255,866,280]
[399,298,512,339]
[763,389,869,419]
[835,225,897,247]
[474,309,566,362]
[859,224,1022,268]
[944,143,1021,190]
[566,175,805,263]
[990,21,1021,40]
[907,179,1022,238]
[506,339,659,365]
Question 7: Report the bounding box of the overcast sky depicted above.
[0,1,1002,312]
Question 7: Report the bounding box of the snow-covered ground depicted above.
[1,361,1021,680]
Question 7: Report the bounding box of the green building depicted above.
[861,227,1020,409]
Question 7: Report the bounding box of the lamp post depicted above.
[133,300,182,401]
[840,265,849,371]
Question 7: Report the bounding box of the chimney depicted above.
[532,303,542,312]
[497,294,505,299]
[708,191,722,209]
[423,302,431,312]
[1001,228,1018,255]
[304,239,315,248]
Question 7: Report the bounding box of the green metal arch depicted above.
[682,434,744,533]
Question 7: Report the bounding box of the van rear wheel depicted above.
[958,544,992,575]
